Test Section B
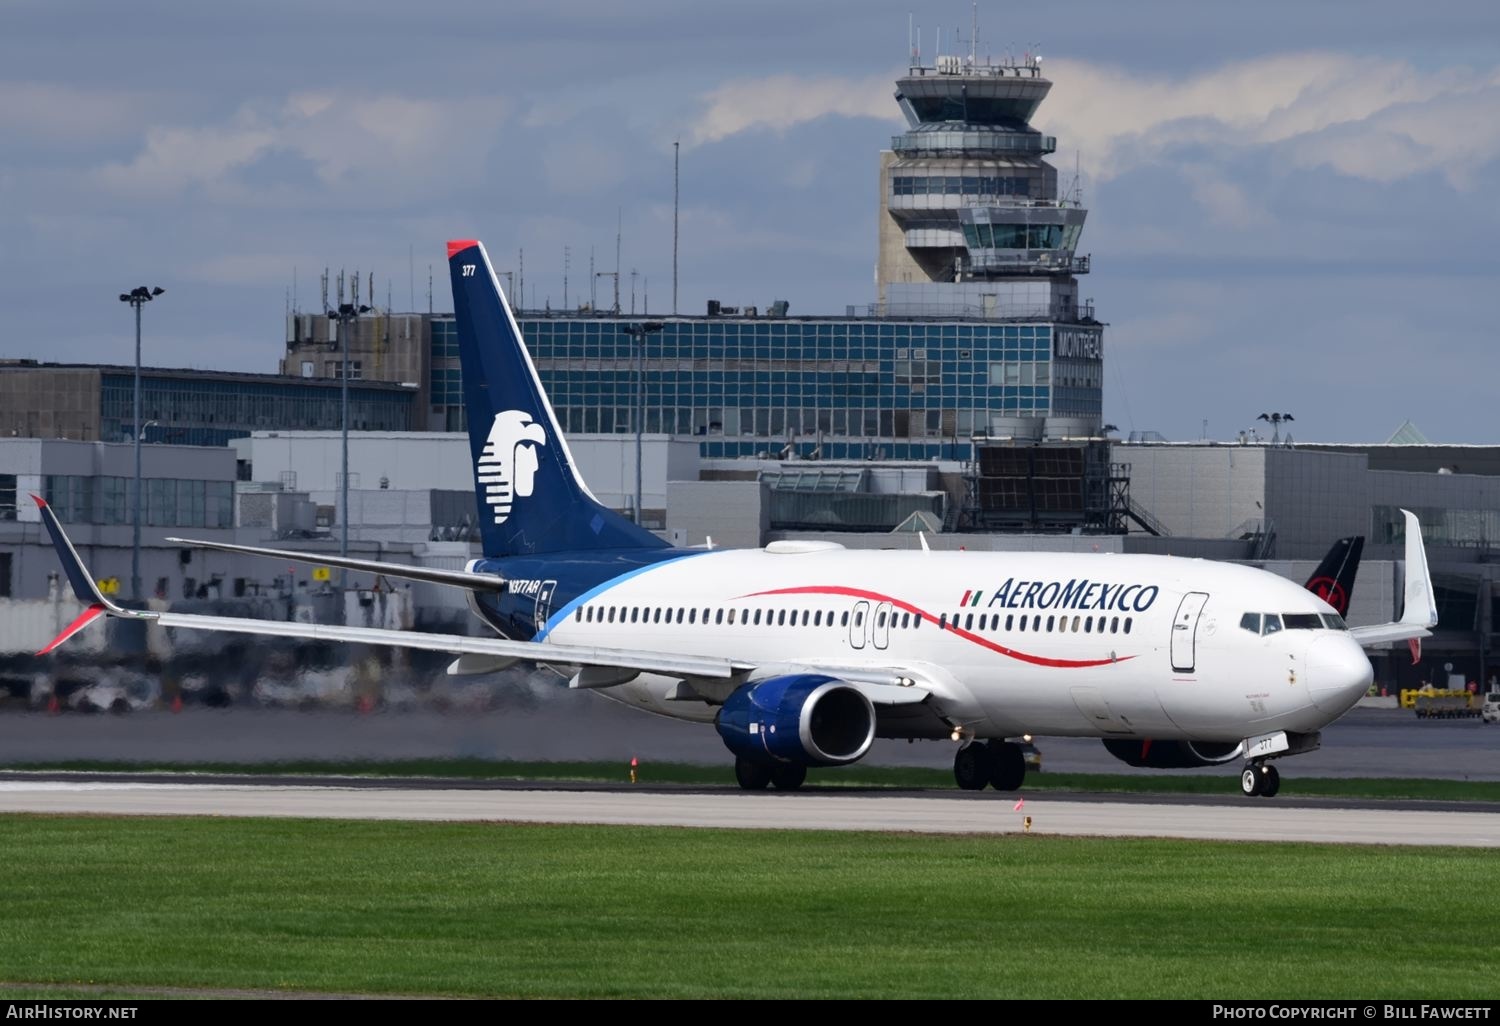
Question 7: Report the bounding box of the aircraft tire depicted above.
[735,756,772,791]
[988,741,1027,792]
[953,743,993,791]
[1260,764,1281,798]
[769,763,808,791]
[1240,766,1263,797]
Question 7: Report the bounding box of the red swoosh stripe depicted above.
[37,602,107,656]
[740,585,1132,669]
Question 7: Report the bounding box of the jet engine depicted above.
[1102,738,1241,768]
[715,674,875,766]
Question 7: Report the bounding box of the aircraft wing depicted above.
[33,496,744,680]
[1349,509,1439,649]
[164,536,505,592]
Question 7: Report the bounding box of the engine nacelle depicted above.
[716,674,875,766]
[1102,738,1242,769]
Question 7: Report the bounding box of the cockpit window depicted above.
[1261,614,1283,635]
[1319,613,1348,630]
[1282,613,1323,630]
[1239,613,1262,635]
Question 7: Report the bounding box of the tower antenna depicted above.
[970,1,977,66]
[563,245,570,309]
[672,140,680,315]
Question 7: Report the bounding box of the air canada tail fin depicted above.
[447,239,667,558]
[1303,535,1363,617]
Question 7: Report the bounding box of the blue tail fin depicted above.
[448,239,667,558]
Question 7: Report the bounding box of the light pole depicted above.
[620,321,664,525]
[118,285,164,601]
[328,302,370,592]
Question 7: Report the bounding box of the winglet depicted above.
[32,494,124,615]
[1398,509,1438,630]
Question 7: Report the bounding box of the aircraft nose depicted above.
[1306,635,1374,715]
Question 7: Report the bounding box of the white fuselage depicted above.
[541,546,1374,744]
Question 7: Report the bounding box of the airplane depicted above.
[31,239,1439,799]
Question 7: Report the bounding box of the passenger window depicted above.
[1046,615,1055,632]
[841,611,849,627]
[1083,616,1092,632]
[1240,612,1262,634]
[913,615,921,630]
[939,614,947,628]
[1262,615,1282,636]
[802,610,810,626]
[1123,617,1133,634]
[1018,616,1027,632]
[753,610,761,626]
[1005,615,1014,631]
[688,609,696,624]
[777,610,787,627]
[962,613,971,630]
[814,611,822,627]
[715,609,724,625]
[1033,615,1042,631]
[1110,616,1119,633]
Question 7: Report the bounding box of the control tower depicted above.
[877,48,1101,439]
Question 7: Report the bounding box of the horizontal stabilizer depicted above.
[165,537,506,592]
[1350,509,1439,649]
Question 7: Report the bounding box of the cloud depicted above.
[683,54,1500,194]
[0,81,165,146]
[94,91,509,202]
[1039,53,1500,189]
[686,73,899,147]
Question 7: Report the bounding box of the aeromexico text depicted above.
[960,580,1160,613]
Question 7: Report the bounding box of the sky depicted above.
[3,0,1498,444]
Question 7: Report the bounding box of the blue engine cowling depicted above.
[1101,738,1241,768]
[715,674,875,767]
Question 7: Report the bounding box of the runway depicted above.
[2,703,1495,779]
[1,779,1496,846]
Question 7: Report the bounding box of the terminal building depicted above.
[0,361,416,446]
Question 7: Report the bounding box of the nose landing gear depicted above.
[1240,762,1281,798]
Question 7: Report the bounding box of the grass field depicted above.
[2,815,1496,999]
[7,758,1500,802]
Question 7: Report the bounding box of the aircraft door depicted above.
[1170,592,1210,673]
[534,580,557,629]
[848,601,870,649]
[873,601,893,650]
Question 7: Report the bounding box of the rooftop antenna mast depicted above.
[426,265,432,315]
[518,249,525,313]
[672,140,679,315]
[563,245,570,309]
[408,244,415,311]
[615,209,622,315]
[970,1,977,66]
[590,246,597,309]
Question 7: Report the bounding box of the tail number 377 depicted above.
[461,265,476,277]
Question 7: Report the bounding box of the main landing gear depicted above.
[953,740,1027,792]
[1240,762,1281,798]
[734,756,807,791]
